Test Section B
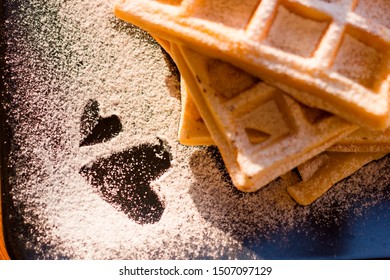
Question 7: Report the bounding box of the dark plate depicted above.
[1,0,389,260]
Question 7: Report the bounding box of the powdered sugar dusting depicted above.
[1,0,389,259]
[354,0,390,29]
[297,153,330,181]
[332,33,384,89]
[265,5,329,57]
[190,0,261,29]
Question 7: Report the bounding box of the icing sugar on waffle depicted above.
[166,44,355,192]
[114,0,390,130]
[287,151,387,205]
[152,35,390,203]
[327,128,390,152]
[170,76,390,154]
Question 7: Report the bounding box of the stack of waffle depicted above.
[114,0,390,205]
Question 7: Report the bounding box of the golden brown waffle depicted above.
[173,91,389,205]
[178,86,390,152]
[178,81,214,145]
[153,35,214,145]
[114,0,390,130]
[327,128,390,152]
[155,37,389,204]
[175,79,390,204]
[287,151,387,205]
[153,39,390,153]
[167,44,355,192]
[169,69,390,153]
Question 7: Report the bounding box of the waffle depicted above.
[178,87,390,152]
[172,71,390,153]
[153,35,214,145]
[327,128,390,152]
[175,74,390,204]
[114,0,390,130]
[155,37,390,202]
[162,57,390,152]
[178,81,214,145]
[167,43,355,191]
[287,151,387,205]
[174,85,390,204]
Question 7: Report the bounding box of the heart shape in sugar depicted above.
[80,99,122,147]
[79,139,172,224]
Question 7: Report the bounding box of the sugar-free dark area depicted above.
[79,140,171,225]
[79,99,123,147]
[0,0,389,259]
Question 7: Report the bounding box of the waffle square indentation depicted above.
[190,0,261,29]
[354,0,390,29]
[239,99,290,147]
[332,31,387,90]
[264,5,330,57]
[207,59,260,101]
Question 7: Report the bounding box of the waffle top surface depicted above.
[114,0,390,130]
[171,45,355,191]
